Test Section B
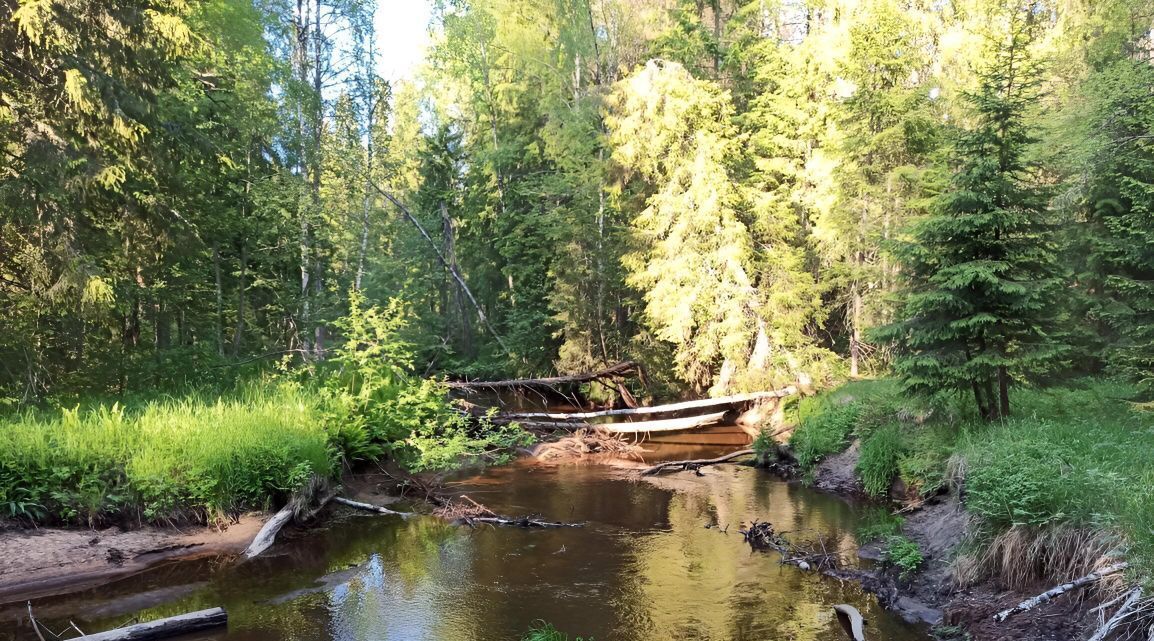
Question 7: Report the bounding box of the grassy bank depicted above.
[778,378,1154,583]
[0,380,528,527]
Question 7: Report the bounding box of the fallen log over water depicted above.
[76,607,227,641]
[501,387,797,420]
[639,448,755,475]
[447,361,638,390]
[993,562,1129,622]
[435,495,582,528]
[508,411,728,434]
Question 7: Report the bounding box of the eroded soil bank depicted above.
[812,440,1113,641]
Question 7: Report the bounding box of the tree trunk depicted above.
[213,241,224,357]
[849,281,862,377]
[231,243,247,358]
[998,365,1010,418]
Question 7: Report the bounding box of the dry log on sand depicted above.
[832,604,866,641]
[501,387,797,421]
[242,504,295,559]
[73,607,227,641]
[993,562,1129,622]
[639,448,755,475]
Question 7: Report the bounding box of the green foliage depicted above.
[882,535,924,579]
[0,386,332,526]
[857,425,904,498]
[790,398,860,470]
[320,290,531,472]
[521,622,592,641]
[880,5,1066,420]
[856,507,905,543]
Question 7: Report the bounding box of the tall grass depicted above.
[0,384,332,526]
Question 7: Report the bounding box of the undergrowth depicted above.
[0,291,530,527]
[796,377,1154,582]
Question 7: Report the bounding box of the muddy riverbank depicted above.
[809,439,1114,641]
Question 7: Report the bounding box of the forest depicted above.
[2,0,1154,640]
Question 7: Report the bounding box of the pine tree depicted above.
[881,4,1065,419]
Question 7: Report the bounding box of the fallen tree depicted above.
[639,448,755,475]
[71,607,227,641]
[447,360,639,390]
[501,387,796,420]
[993,562,1129,622]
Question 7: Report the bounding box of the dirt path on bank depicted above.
[0,516,265,604]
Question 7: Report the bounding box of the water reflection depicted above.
[6,464,926,641]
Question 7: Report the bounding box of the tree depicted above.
[606,59,760,391]
[881,3,1064,419]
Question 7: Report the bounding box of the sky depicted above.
[373,0,434,84]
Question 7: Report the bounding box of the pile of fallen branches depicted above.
[738,520,840,571]
[533,427,644,462]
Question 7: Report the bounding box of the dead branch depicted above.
[994,562,1129,622]
[1087,586,1143,641]
[434,494,582,528]
[447,361,638,390]
[243,504,295,559]
[332,496,413,517]
[640,449,755,476]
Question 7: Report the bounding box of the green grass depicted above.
[0,384,332,526]
[797,377,1154,580]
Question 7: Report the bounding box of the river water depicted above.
[6,428,927,641]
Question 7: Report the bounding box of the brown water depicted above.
[4,431,928,641]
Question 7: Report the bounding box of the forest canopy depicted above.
[2,0,1154,417]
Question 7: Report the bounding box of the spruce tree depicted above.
[880,6,1064,419]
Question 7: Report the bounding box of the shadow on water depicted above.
[4,458,929,641]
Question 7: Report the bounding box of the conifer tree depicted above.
[881,4,1064,419]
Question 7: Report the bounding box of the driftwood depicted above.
[533,427,644,462]
[75,607,227,641]
[832,604,867,641]
[447,361,638,390]
[994,562,1129,622]
[243,504,295,559]
[435,495,582,528]
[640,448,755,475]
[333,496,413,517]
[1086,586,1143,641]
[501,387,797,420]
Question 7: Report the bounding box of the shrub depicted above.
[883,535,924,579]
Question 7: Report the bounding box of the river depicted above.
[5,428,927,641]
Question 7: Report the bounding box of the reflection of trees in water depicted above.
[21,468,923,641]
